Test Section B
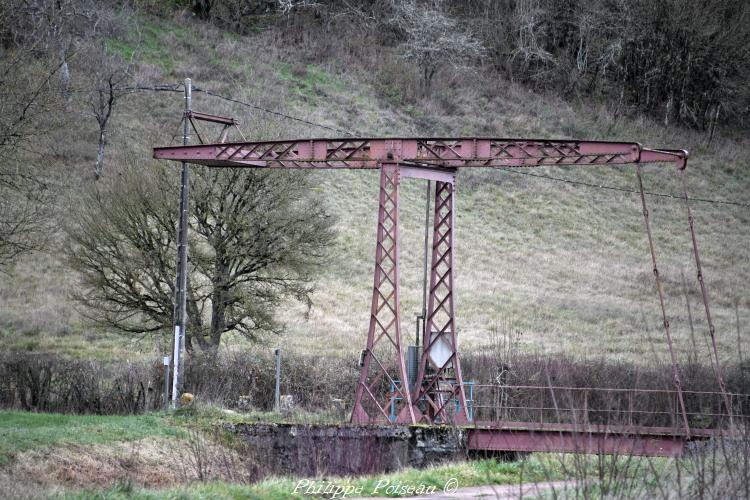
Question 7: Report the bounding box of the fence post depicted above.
[628,390,633,427]
[163,356,170,411]
[274,348,281,412]
[584,389,589,425]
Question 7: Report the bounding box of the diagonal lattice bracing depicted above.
[159,136,732,438]
[156,139,646,169]
[412,181,469,424]
[351,164,415,424]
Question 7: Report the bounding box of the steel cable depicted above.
[76,82,749,208]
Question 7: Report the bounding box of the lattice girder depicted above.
[156,135,740,432]
[411,181,470,424]
[351,164,415,424]
[155,138,688,169]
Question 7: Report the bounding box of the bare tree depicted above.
[85,43,131,180]
[277,0,320,14]
[0,1,68,266]
[391,0,484,96]
[0,0,122,265]
[0,183,50,268]
[65,162,335,352]
[510,0,555,77]
[468,0,750,128]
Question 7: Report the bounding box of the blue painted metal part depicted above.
[390,380,474,422]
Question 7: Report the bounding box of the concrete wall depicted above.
[228,423,467,477]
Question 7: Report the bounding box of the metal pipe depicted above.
[470,384,747,397]
[418,180,431,346]
[162,355,170,411]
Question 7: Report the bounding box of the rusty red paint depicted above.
[635,164,691,437]
[352,164,415,424]
[154,134,740,455]
[411,178,470,424]
[154,138,650,169]
[467,427,688,457]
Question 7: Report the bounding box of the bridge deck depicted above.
[465,421,720,457]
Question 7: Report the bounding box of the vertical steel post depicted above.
[274,348,281,412]
[171,78,191,406]
[163,355,170,411]
[418,181,431,347]
[351,163,415,424]
[412,180,469,424]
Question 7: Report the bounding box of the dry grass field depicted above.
[1,12,748,367]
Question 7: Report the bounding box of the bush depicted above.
[0,353,163,414]
[0,350,358,415]
[0,349,745,420]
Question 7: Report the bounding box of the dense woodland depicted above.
[185,0,750,128]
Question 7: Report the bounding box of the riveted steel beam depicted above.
[154,138,646,169]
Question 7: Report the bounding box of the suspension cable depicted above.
[635,164,691,437]
[498,168,750,208]
[191,85,358,137]
[676,168,735,430]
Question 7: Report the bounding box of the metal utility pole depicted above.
[171,78,191,406]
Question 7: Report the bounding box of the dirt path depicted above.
[361,480,571,499]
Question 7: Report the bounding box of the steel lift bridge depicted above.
[154,114,744,458]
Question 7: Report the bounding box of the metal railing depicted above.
[387,381,747,431]
[389,379,475,422]
[470,384,749,430]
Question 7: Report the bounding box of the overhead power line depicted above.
[191,85,359,137]
[497,169,750,208]
[68,82,358,136]
[96,82,750,208]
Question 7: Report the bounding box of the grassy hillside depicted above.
[1,11,748,367]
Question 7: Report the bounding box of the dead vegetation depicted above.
[1,349,746,420]
[0,2,747,497]
[8,432,261,491]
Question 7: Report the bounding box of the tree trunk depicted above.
[186,281,207,352]
[707,104,720,145]
[210,258,229,348]
[59,43,70,100]
[95,129,105,180]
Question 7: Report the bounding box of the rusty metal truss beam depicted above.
[412,180,470,425]
[352,165,415,424]
[154,138,688,170]
[153,135,736,434]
